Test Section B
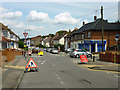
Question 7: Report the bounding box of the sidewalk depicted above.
[70,56,120,73]
[2,55,26,89]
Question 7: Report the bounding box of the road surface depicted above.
[18,52,118,88]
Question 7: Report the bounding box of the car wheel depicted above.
[70,56,73,58]
[76,54,79,58]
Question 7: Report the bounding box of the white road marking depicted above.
[60,81,65,85]
[114,75,120,78]
[54,73,66,86]
[53,64,56,67]
[55,74,58,77]
[41,63,44,64]
[43,61,46,63]
[57,77,61,80]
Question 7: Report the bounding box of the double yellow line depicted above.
[4,65,25,70]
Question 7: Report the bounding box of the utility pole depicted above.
[101,6,104,52]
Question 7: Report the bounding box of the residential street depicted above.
[18,52,118,88]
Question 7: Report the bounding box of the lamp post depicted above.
[24,29,30,60]
[101,6,104,52]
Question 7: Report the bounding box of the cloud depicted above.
[27,25,45,31]
[1,19,26,29]
[27,10,52,22]
[27,11,81,25]
[53,12,81,25]
[0,7,8,12]
[1,11,23,19]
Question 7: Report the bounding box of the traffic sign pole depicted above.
[23,32,28,60]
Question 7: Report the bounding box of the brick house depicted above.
[70,18,120,52]
[30,35,42,46]
[64,28,78,50]
[51,31,67,47]
[42,35,52,47]
[0,23,20,50]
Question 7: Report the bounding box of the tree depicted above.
[54,44,64,51]
[19,39,24,48]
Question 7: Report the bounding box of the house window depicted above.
[3,31,8,37]
[10,34,13,38]
[85,32,87,38]
[88,32,91,38]
[75,35,77,40]
[78,34,81,39]
[82,34,84,39]
[68,38,70,42]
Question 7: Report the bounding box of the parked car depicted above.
[65,48,75,53]
[69,49,87,58]
[81,49,92,58]
[47,48,52,52]
[27,50,32,56]
[52,49,59,54]
[38,51,44,56]
[44,48,47,51]
[32,48,38,53]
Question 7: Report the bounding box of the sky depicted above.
[0,1,119,38]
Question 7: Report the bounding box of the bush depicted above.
[54,44,64,51]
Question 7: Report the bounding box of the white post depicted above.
[95,43,98,52]
[89,44,91,52]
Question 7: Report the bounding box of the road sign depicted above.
[24,40,26,43]
[26,58,38,68]
[27,39,30,47]
[115,34,120,41]
[80,55,88,63]
[23,33,28,38]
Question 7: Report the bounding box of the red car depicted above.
[32,48,38,53]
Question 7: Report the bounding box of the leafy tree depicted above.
[54,44,64,51]
[19,39,24,48]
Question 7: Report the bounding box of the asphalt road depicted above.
[18,52,118,88]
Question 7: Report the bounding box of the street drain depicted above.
[88,67,100,69]
[79,79,92,84]
[59,70,65,73]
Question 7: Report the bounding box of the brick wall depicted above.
[91,30,120,47]
[0,50,2,66]
[116,54,120,63]
[100,52,120,63]
[99,52,114,63]
[2,49,22,63]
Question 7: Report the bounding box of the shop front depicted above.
[78,40,106,52]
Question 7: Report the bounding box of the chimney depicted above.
[83,22,85,26]
[94,16,97,21]
[56,32,59,35]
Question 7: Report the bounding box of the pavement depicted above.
[2,55,26,89]
[69,54,120,73]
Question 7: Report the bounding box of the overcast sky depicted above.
[0,1,119,38]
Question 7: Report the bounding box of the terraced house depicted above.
[70,17,120,52]
[0,23,20,50]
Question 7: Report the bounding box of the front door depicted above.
[91,44,95,52]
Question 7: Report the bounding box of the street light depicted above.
[24,29,30,60]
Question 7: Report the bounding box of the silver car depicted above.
[52,49,59,54]
[69,49,87,58]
